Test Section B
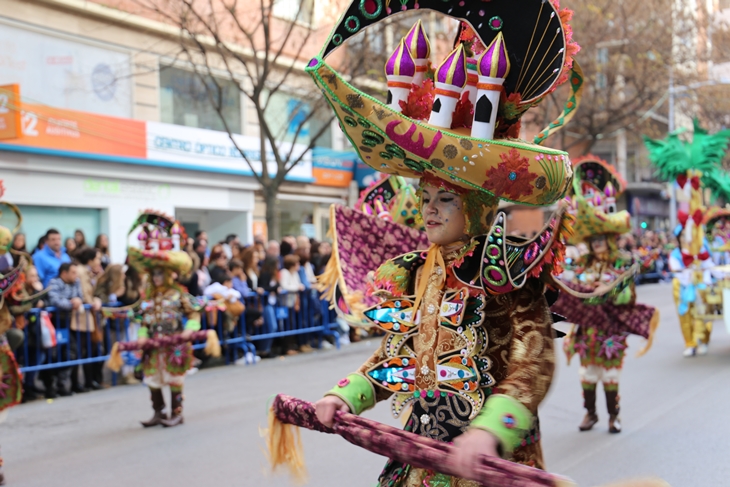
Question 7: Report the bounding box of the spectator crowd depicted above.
[10,227,343,403]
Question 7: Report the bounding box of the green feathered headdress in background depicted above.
[643,119,730,194]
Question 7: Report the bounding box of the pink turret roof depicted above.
[478,32,510,79]
[385,39,416,77]
[404,20,431,60]
[436,45,467,88]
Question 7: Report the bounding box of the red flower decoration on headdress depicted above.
[482,148,537,200]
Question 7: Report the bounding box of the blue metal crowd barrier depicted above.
[16,291,341,378]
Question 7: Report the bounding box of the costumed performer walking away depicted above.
[109,211,218,428]
[265,0,591,483]
[551,156,659,434]
[644,119,730,357]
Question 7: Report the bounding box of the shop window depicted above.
[15,206,102,254]
[160,66,242,134]
[265,92,332,147]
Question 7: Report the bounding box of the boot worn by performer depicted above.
[579,387,598,432]
[606,389,621,434]
[141,388,167,428]
[161,387,183,427]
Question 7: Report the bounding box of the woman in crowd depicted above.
[279,254,304,309]
[94,264,126,304]
[32,235,46,255]
[74,229,89,255]
[95,234,111,270]
[208,248,228,276]
[119,264,143,306]
[10,233,26,267]
[257,256,283,356]
[240,246,260,291]
[73,247,104,392]
[64,237,77,257]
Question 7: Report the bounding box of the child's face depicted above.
[224,280,233,289]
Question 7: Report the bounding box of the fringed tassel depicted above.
[264,406,308,485]
[106,342,123,372]
[315,253,341,302]
[636,308,660,357]
[315,204,342,304]
[205,330,222,358]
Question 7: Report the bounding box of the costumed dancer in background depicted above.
[124,212,204,428]
[291,0,586,483]
[0,188,33,485]
[644,119,730,357]
[667,220,715,357]
[551,156,659,434]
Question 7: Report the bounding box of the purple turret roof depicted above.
[405,20,430,60]
[478,32,510,79]
[436,45,467,88]
[385,39,416,77]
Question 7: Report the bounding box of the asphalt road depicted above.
[3,283,729,487]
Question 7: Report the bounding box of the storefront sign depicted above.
[83,178,171,201]
[0,85,315,183]
[146,121,313,181]
[355,160,379,188]
[0,84,21,140]
[1,100,146,157]
[312,147,355,187]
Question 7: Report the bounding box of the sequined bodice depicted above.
[140,290,183,335]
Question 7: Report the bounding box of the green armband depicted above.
[613,286,632,305]
[184,319,201,331]
[324,373,376,415]
[469,394,533,456]
[137,327,149,339]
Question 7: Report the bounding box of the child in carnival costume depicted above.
[307,0,585,483]
[127,212,202,428]
[550,157,659,434]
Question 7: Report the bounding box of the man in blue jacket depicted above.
[34,229,71,287]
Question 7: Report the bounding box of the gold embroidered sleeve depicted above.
[492,279,555,413]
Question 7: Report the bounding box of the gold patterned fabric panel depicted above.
[489,278,555,414]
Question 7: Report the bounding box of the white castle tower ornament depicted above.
[471,32,510,140]
[385,39,416,113]
[428,45,467,129]
[404,20,431,86]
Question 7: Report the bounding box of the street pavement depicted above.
[3,283,730,487]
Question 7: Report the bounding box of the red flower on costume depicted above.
[482,148,537,200]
